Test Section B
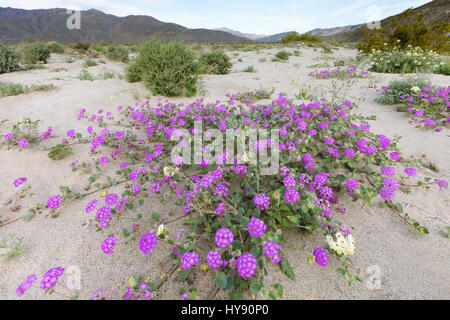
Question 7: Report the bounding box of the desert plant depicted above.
[84,59,97,67]
[244,65,256,73]
[275,50,290,61]
[128,38,200,96]
[106,45,130,63]
[48,144,73,160]
[199,50,232,75]
[73,42,90,52]
[362,43,442,74]
[0,81,25,97]
[77,69,94,81]
[0,43,20,74]
[20,42,51,64]
[281,32,322,44]
[376,76,431,105]
[125,61,142,83]
[0,234,25,261]
[47,41,65,54]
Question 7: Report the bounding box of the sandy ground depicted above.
[0,46,449,300]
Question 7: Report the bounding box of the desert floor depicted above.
[0,45,449,300]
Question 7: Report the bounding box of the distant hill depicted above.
[325,0,449,42]
[213,27,267,41]
[254,32,296,43]
[0,7,250,44]
[307,24,362,37]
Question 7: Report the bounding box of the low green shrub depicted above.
[106,45,130,63]
[199,50,232,75]
[0,44,19,74]
[127,38,200,96]
[20,42,51,64]
[275,50,290,61]
[0,81,25,97]
[47,42,65,54]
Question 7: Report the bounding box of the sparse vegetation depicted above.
[0,234,25,261]
[281,32,322,44]
[77,69,94,81]
[243,65,256,73]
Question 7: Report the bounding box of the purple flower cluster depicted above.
[263,241,282,264]
[139,232,158,254]
[313,248,328,266]
[381,166,395,177]
[236,253,257,279]
[247,217,267,238]
[14,177,27,187]
[180,252,199,270]
[215,228,234,247]
[206,251,223,271]
[47,195,63,209]
[85,199,98,213]
[16,274,37,297]
[345,178,358,191]
[95,206,112,229]
[17,138,29,148]
[40,267,64,290]
[105,193,119,206]
[253,193,271,211]
[101,236,117,255]
[284,188,300,203]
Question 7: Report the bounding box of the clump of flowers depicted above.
[326,232,355,256]
[396,85,449,129]
[10,90,446,299]
[309,66,368,79]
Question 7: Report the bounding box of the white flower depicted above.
[157,224,164,236]
[410,86,420,93]
[163,166,178,177]
[326,232,355,256]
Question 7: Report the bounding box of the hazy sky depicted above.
[1,0,432,35]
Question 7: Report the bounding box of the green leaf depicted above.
[216,272,228,290]
[337,268,346,275]
[22,213,35,222]
[280,257,295,281]
[178,269,191,281]
[123,229,131,237]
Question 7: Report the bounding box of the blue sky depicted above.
[2,0,433,35]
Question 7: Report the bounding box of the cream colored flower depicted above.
[326,232,355,256]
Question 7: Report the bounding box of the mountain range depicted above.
[0,1,447,44]
[0,7,249,44]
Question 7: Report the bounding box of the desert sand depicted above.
[0,45,449,300]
